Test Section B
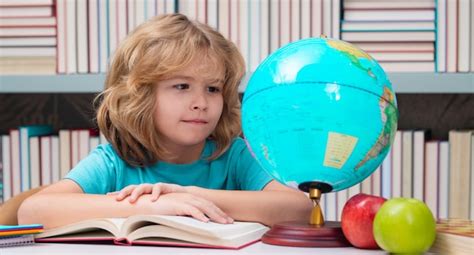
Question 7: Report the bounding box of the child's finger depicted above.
[129,184,152,203]
[212,206,234,224]
[183,205,210,223]
[106,191,119,195]
[160,183,175,193]
[191,198,231,224]
[116,185,137,201]
[161,183,185,194]
[151,184,162,202]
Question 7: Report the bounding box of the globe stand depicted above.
[261,184,350,247]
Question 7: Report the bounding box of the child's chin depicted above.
[178,136,209,146]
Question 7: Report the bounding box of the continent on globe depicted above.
[355,87,398,170]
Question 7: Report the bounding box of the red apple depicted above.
[341,193,386,249]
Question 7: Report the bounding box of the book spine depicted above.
[438,141,449,219]
[457,0,471,72]
[391,131,402,198]
[76,0,89,73]
[88,0,99,73]
[1,135,11,201]
[381,147,392,198]
[249,0,260,72]
[436,0,447,72]
[259,0,269,62]
[402,130,414,198]
[65,0,77,73]
[269,0,278,52]
[300,0,310,39]
[413,130,426,201]
[207,0,218,30]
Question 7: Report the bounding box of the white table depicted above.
[1,241,387,255]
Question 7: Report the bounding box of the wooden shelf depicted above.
[388,73,473,94]
[0,73,472,93]
[0,74,106,93]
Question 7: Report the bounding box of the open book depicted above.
[35,215,269,249]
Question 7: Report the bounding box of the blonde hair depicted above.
[96,14,245,167]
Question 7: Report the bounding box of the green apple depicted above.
[373,198,436,254]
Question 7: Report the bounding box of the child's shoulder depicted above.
[94,142,115,153]
[206,137,248,159]
[92,143,122,161]
[226,137,247,151]
[219,137,252,158]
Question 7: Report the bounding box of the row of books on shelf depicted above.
[0,0,341,74]
[435,0,473,73]
[0,0,56,74]
[341,0,474,73]
[1,0,340,74]
[302,129,474,222]
[0,125,108,202]
[0,126,473,222]
[341,0,437,72]
[8,0,473,75]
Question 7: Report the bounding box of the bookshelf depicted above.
[0,72,472,94]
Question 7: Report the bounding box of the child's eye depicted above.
[207,86,221,93]
[173,83,189,90]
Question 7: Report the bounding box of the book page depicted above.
[36,218,125,239]
[127,224,269,248]
[123,215,268,239]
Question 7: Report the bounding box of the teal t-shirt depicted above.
[65,137,273,194]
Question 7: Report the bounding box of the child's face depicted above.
[154,56,225,149]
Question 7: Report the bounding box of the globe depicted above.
[242,38,398,193]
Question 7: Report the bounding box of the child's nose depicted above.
[191,92,208,111]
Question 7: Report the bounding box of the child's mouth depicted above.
[182,119,208,125]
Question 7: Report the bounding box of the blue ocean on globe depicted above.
[242,38,398,192]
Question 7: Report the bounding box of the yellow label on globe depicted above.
[323,132,358,169]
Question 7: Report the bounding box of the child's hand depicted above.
[152,193,234,224]
[107,183,186,203]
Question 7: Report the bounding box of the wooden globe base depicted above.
[261,221,351,247]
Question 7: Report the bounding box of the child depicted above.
[18,14,311,229]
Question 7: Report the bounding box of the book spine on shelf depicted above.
[207,0,218,30]
[371,166,381,197]
[381,146,392,199]
[239,0,249,71]
[65,0,77,74]
[402,130,414,198]
[391,131,402,198]
[88,0,99,73]
[424,141,439,219]
[438,141,449,219]
[448,130,472,219]
[457,0,471,72]
[446,0,458,72]
[259,0,269,64]
[269,0,278,52]
[76,0,88,73]
[249,0,260,72]
[436,0,447,72]
[413,130,426,201]
[1,135,11,202]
